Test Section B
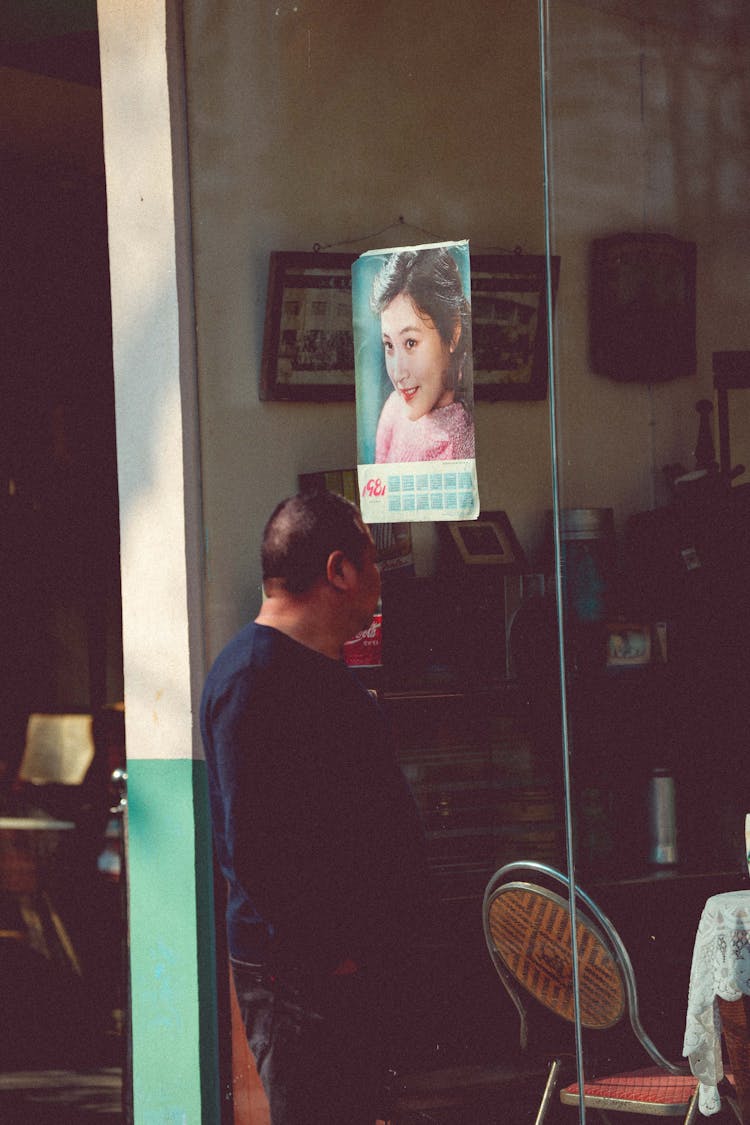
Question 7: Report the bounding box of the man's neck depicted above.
[255,595,344,661]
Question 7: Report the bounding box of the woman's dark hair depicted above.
[370,247,473,410]
[262,491,370,595]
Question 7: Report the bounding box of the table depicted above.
[0,816,75,831]
[0,815,79,972]
[684,889,750,1115]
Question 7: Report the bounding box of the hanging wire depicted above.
[312,215,522,255]
[313,216,440,252]
[538,2,588,1122]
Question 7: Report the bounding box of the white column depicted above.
[97,1,219,1120]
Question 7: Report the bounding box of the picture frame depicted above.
[589,233,695,383]
[605,623,652,668]
[470,253,560,401]
[442,510,528,572]
[260,250,560,403]
[260,251,357,402]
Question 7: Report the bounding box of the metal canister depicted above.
[546,507,616,624]
[648,768,678,866]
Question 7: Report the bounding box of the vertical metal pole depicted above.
[537,4,587,1121]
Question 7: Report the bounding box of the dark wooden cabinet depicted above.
[381,684,564,905]
[566,660,748,882]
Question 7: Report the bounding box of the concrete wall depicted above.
[184,0,552,655]
[182,0,750,658]
[547,1,750,516]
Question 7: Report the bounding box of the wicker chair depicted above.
[483,861,742,1123]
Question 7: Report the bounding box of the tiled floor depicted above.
[0,934,126,1122]
[0,1065,531,1125]
[0,1068,123,1123]
[4,1064,743,1124]
[389,1061,549,1123]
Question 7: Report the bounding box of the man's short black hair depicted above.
[261,491,371,595]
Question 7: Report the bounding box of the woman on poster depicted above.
[370,247,475,464]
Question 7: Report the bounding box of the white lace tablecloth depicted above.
[683,890,750,1115]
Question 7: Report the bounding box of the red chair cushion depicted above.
[562,1066,698,1107]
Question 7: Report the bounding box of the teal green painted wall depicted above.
[127,757,220,1124]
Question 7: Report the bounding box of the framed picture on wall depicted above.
[470,253,560,401]
[260,251,358,401]
[440,510,528,571]
[589,233,696,383]
[260,249,560,402]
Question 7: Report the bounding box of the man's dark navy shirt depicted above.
[200,622,429,982]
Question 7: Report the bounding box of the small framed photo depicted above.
[260,251,357,401]
[443,510,527,571]
[605,623,651,668]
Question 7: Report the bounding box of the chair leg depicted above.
[725,1095,744,1125]
[535,1057,563,1125]
[683,1086,700,1125]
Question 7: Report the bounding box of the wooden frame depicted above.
[590,233,696,383]
[443,510,527,571]
[470,253,560,401]
[260,251,357,401]
[260,249,560,402]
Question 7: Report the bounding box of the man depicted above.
[200,491,430,1124]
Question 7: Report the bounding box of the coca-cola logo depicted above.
[344,615,382,666]
[351,621,379,642]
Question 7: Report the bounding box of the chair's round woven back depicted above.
[487,882,625,1030]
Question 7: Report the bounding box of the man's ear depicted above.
[326,550,354,591]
